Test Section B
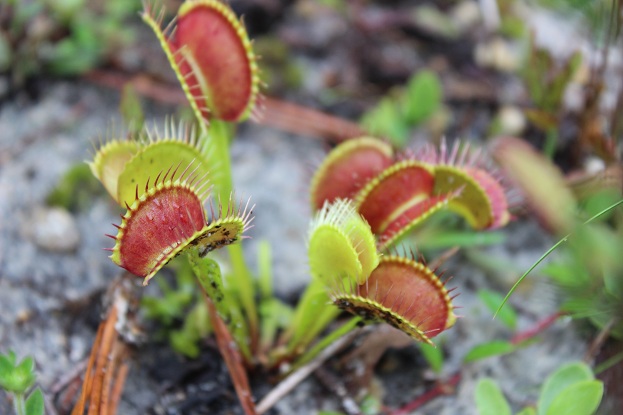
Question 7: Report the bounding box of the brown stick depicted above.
[71,322,105,415]
[206,297,258,415]
[87,307,119,415]
[256,328,362,414]
[108,352,130,415]
[256,96,367,143]
[83,69,367,143]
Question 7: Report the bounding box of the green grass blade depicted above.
[495,198,623,317]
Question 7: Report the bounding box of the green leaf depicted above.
[46,163,103,212]
[360,97,410,147]
[260,298,294,349]
[0,351,16,375]
[517,407,537,415]
[538,362,594,415]
[188,251,251,361]
[0,353,36,393]
[25,387,45,415]
[170,329,200,358]
[257,240,273,299]
[418,230,506,250]
[419,342,444,374]
[541,261,590,287]
[544,380,603,415]
[475,378,512,415]
[594,350,623,375]
[360,394,382,415]
[478,289,517,330]
[404,70,442,126]
[464,341,515,363]
[284,279,340,354]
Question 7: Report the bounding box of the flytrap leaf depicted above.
[433,165,494,229]
[410,139,511,230]
[354,160,435,234]
[90,121,212,207]
[110,170,252,285]
[377,193,457,251]
[89,139,141,201]
[308,199,380,286]
[116,124,212,207]
[143,0,260,123]
[310,137,394,211]
[332,255,457,345]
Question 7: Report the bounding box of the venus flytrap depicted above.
[311,137,512,250]
[79,1,517,411]
[288,136,512,356]
[143,0,263,354]
[274,200,379,362]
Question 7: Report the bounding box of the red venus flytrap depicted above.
[307,137,511,343]
[90,122,253,285]
[142,0,261,124]
[311,137,512,249]
[107,164,253,285]
[308,199,457,344]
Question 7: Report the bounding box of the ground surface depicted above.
[0,1,618,414]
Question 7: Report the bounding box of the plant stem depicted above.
[13,393,25,415]
[389,372,461,415]
[543,127,558,159]
[510,311,565,344]
[207,120,259,354]
[290,317,362,371]
[188,250,252,361]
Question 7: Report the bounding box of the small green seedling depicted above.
[0,351,44,415]
[361,69,443,147]
[475,361,604,415]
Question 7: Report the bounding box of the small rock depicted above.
[30,207,80,253]
[474,37,521,72]
[497,105,526,135]
[450,0,482,32]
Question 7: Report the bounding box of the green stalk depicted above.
[13,393,25,415]
[187,249,251,361]
[495,198,623,317]
[543,127,558,159]
[207,120,259,354]
[290,317,361,371]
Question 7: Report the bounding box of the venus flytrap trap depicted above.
[142,0,261,124]
[310,137,512,250]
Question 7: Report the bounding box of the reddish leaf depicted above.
[310,137,394,211]
[355,161,435,234]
